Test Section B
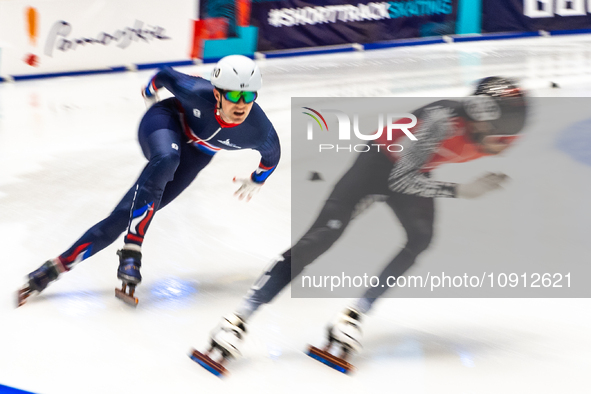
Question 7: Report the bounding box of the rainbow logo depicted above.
[302,107,328,131]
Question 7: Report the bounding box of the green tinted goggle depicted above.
[222,90,258,104]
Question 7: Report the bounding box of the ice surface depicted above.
[1,35,590,394]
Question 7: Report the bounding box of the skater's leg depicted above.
[354,193,435,313]
[236,151,393,320]
[235,202,359,319]
[20,102,183,302]
[115,136,212,292]
[59,138,208,267]
[121,103,214,247]
[235,249,292,319]
[195,151,392,369]
[57,187,137,271]
[122,128,182,247]
[236,202,367,319]
[26,103,188,286]
[54,102,185,270]
[291,151,392,272]
[235,193,378,319]
[115,102,212,303]
[304,193,434,367]
[157,142,213,210]
[17,182,144,306]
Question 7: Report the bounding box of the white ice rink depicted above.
[1,35,591,393]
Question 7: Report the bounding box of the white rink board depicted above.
[0,0,196,77]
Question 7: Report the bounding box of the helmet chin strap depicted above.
[216,98,232,123]
[216,90,226,118]
[215,88,221,113]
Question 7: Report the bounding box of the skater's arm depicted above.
[388,111,457,198]
[147,67,206,103]
[252,126,281,183]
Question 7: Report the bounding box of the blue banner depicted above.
[483,0,591,33]
[251,0,458,51]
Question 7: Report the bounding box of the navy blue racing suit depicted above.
[57,67,280,269]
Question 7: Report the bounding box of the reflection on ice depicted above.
[147,277,198,309]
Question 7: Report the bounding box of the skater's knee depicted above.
[149,152,180,177]
[295,227,343,258]
[406,224,433,254]
[310,199,353,229]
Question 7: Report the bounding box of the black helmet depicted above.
[464,76,527,140]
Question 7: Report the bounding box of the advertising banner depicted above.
[0,0,196,78]
[483,0,591,33]
[251,0,458,51]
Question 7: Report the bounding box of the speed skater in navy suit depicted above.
[18,55,281,307]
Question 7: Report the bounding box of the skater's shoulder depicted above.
[242,103,274,129]
[415,99,463,122]
[420,99,462,112]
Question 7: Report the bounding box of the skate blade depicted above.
[307,345,355,374]
[17,286,33,308]
[189,349,227,377]
[115,288,139,307]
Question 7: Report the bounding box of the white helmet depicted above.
[210,55,262,91]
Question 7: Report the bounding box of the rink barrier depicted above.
[9,66,128,81]
[262,44,359,59]
[1,60,196,82]
[363,37,446,50]
[134,60,196,70]
[452,31,540,42]
[257,29,591,60]
[549,28,591,36]
[202,54,255,64]
[3,29,591,82]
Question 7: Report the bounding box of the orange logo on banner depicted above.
[24,6,40,66]
[26,6,38,45]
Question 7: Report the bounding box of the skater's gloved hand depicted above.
[455,172,509,199]
[233,177,263,201]
[141,79,160,109]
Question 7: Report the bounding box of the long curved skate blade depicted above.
[189,349,227,377]
[17,286,33,308]
[307,345,355,374]
[115,286,138,307]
